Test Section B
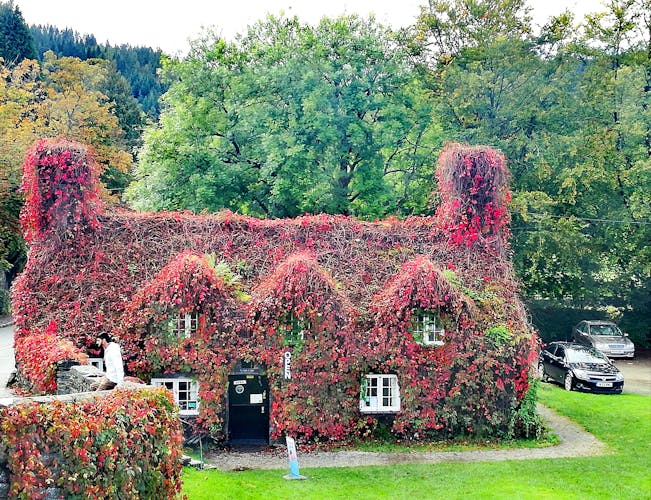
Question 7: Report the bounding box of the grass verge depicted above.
[182,384,651,499]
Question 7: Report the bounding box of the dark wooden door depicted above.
[228,374,269,444]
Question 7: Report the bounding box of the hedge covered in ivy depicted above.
[0,388,184,499]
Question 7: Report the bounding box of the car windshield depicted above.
[590,324,621,336]
[566,348,609,364]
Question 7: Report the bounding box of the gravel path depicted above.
[202,404,607,471]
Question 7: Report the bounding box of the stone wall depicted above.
[56,361,105,394]
[0,461,7,499]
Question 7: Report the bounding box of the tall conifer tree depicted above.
[0,1,36,64]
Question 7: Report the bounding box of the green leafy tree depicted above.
[415,1,589,296]
[559,1,650,321]
[127,15,438,218]
[415,0,533,58]
[414,0,650,343]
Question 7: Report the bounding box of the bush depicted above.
[12,320,86,393]
[509,377,544,439]
[0,388,184,498]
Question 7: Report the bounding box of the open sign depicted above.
[283,351,291,380]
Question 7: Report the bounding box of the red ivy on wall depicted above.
[20,138,102,245]
[11,139,538,444]
[363,257,471,436]
[247,253,358,442]
[118,251,245,437]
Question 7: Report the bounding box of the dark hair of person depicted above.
[98,332,113,343]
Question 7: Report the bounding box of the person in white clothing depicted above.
[91,332,124,390]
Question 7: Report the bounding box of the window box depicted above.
[360,374,400,413]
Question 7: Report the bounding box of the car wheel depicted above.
[538,362,548,382]
[564,373,573,391]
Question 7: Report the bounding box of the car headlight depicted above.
[615,372,624,382]
[595,343,608,351]
[573,369,589,380]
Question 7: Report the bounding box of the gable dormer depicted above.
[249,252,352,350]
[369,256,475,356]
[119,251,245,373]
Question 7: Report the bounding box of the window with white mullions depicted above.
[382,376,395,408]
[170,311,199,338]
[360,374,400,413]
[411,310,445,346]
[151,377,200,415]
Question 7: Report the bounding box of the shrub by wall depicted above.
[0,388,183,499]
[12,320,86,394]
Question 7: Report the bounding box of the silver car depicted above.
[572,320,635,358]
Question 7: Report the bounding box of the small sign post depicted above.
[283,436,306,480]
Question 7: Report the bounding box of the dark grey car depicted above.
[538,342,624,394]
[572,320,635,359]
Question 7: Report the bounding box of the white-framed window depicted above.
[169,311,199,339]
[88,357,104,372]
[151,377,200,416]
[359,374,401,413]
[411,310,445,346]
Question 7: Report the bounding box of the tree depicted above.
[38,52,133,196]
[126,15,439,219]
[414,0,650,344]
[94,59,146,193]
[414,1,589,296]
[0,60,40,293]
[414,0,533,58]
[0,54,135,290]
[558,0,650,330]
[0,1,36,64]
[30,24,166,118]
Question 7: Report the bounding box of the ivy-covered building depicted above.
[12,138,538,444]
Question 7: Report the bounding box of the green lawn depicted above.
[182,385,651,499]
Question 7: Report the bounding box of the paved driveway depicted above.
[614,349,651,396]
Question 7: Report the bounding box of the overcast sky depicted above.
[15,0,605,56]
